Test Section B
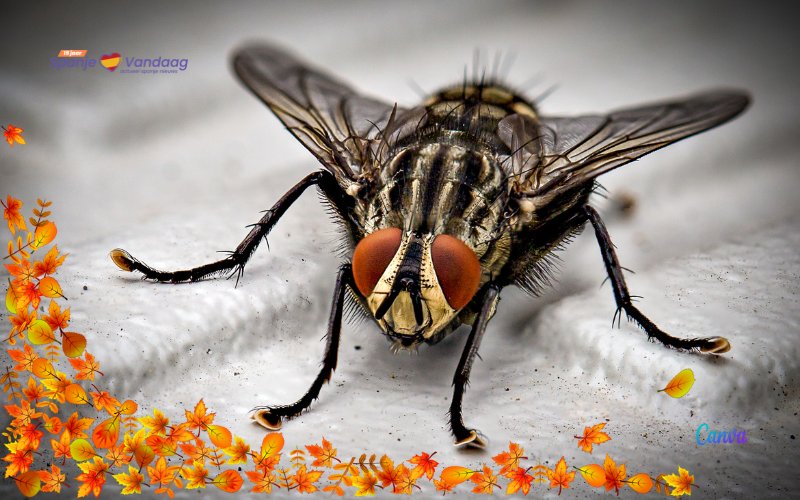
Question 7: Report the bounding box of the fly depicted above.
[110,42,749,447]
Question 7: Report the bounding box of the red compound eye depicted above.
[431,234,481,310]
[352,227,402,296]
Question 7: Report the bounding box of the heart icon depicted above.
[99,53,121,72]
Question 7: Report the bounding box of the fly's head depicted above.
[351,228,482,349]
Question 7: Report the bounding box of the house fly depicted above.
[111,43,749,447]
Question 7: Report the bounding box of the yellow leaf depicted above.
[32,221,57,249]
[62,331,86,358]
[578,464,606,487]
[627,473,654,493]
[70,438,97,461]
[65,383,89,404]
[658,368,695,398]
[5,283,17,314]
[28,319,56,345]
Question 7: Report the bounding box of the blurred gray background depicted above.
[2,1,799,498]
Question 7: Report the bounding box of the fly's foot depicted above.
[110,248,136,272]
[698,336,731,354]
[453,428,488,449]
[251,409,283,431]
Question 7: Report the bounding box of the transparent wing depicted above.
[233,43,412,182]
[498,90,750,206]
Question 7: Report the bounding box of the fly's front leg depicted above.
[583,205,730,354]
[251,264,352,430]
[110,170,349,284]
[450,284,501,448]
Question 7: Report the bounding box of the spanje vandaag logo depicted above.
[51,49,188,74]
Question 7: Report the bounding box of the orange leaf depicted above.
[38,276,65,299]
[575,422,612,454]
[627,473,654,493]
[33,245,66,277]
[2,195,27,233]
[547,456,576,495]
[31,358,56,379]
[43,414,62,434]
[207,424,232,448]
[15,470,42,497]
[62,331,86,358]
[31,221,57,249]
[440,465,475,485]
[292,465,323,494]
[118,399,137,415]
[40,464,66,493]
[579,464,606,487]
[185,399,214,432]
[492,442,526,477]
[602,454,627,494]
[246,469,278,494]
[506,467,534,495]
[70,352,103,380]
[92,417,121,449]
[212,470,243,492]
[3,124,26,147]
[306,437,337,467]
[254,431,284,466]
[70,438,97,461]
[64,383,89,404]
[409,451,439,480]
[75,456,109,498]
[658,368,695,398]
[28,319,55,345]
[14,281,41,311]
[471,464,500,494]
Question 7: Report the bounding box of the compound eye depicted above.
[352,227,403,297]
[431,234,481,310]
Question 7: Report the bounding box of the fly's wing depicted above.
[498,91,750,208]
[233,43,413,184]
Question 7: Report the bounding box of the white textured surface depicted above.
[2,1,799,498]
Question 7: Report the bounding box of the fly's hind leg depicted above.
[583,205,730,354]
[110,170,349,284]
